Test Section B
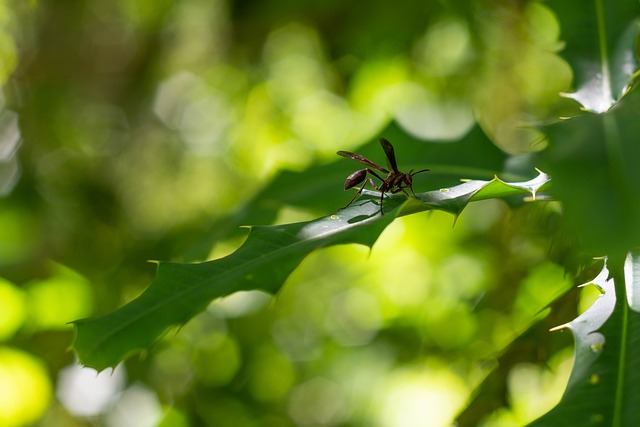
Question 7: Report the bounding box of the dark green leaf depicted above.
[185,121,522,260]
[73,173,549,371]
[548,0,640,112]
[539,86,640,254]
[529,252,640,426]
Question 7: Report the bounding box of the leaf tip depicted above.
[549,323,570,332]
[451,213,460,227]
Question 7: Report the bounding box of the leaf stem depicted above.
[609,254,629,427]
[595,0,612,105]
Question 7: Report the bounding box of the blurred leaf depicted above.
[456,290,578,427]
[548,0,639,113]
[529,252,640,426]
[25,263,93,331]
[0,278,26,339]
[538,85,640,254]
[73,173,549,371]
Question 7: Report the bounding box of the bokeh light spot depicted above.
[288,377,347,426]
[57,362,126,417]
[26,266,93,330]
[325,287,382,346]
[247,345,296,402]
[105,383,163,427]
[192,332,241,386]
[0,208,41,266]
[376,363,468,427]
[0,348,52,426]
[0,278,26,340]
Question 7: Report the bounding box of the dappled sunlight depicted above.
[0,278,25,340]
[0,109,21,195]
[325,287,383,346]
[0,348,51,426]
[153,71,234,155]
[58,103,130,157]
[0,0,17,84]
[104,383,163,427]
[191,332,241,387]
[263,24,333,103]
[480,349,573,426]
[472,2,571,153]
[438,253,490,299]
[366,243,434,320]
[159,0,230,68]
[25,265,93,330]
[413,16,474,77]
[148,345,194,399]
[419,302,479,349]
[291,89,366,152]
[393,85,475,141]
[261,23,382,156]
[0,206,42,266]
[376,362,469,427]
[246,344,296,402]
[57,364,164,427]
[578,282,604,315]
[0,0,598,425]
[288,377,348,425]
[512,262,572,325]
[57,362,126,417]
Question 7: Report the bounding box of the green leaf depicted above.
[548,0,640,112]
[538,86,640,254]
[184,121,515,260]
[72,173,550,371]
[528,252,640,426]
[73,198,401,370]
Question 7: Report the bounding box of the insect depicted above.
[337,138,429,215]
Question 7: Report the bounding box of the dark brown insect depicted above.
[337,138,429,215]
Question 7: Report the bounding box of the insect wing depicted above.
[337,151,389,173]
[379,138,399,172]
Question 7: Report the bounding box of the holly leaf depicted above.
[529,252,640,425]
[183,121,516,260]
[548,0,640,112]
[73,172,550,371]
[539,85,640,254]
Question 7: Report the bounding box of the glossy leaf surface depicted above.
[73,173,550,371]
[549,0,639,112]
[529,252,640,426]
[539,87,640,254]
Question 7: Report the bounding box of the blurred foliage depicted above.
[0,0,636,426]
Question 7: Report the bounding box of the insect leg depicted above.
[340,176,378,210]
[340,183,366,209]
[340,172,383,211]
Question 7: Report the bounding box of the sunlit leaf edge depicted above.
[550,0,640,113]
[528,253,640,426]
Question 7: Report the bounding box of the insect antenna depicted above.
[410,168,430,176]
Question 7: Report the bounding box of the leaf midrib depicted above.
[80,207,391,361]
